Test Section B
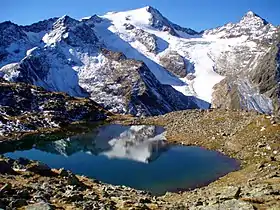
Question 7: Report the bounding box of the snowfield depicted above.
[95,7,275,105]
[0,6,278,115]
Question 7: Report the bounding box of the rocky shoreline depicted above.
[0,156,176,209]
[126,109,280,209]
[0,109,280,209]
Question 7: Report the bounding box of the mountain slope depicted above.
[0,14,205,116]
[0,6,279,116]
[94,7,279,115]
[0,78,108,138]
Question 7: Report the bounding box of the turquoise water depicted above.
[3,124,240,195]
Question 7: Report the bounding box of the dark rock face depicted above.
[123,23,135,30]
[0,160,17,175]
[212,36,280,118]
[1,54,50,84]
[133,29,158,53]
[159,51,194,77]
[101,48,126,61]
[22,18,58,33]
[80,55,205,116]
[1,46,89,98]
[46,16,99,47]
[0,21,27,48]
[251,42,280,118]
[127,61,202,116]
[26,162,54,176]
[64,23,98,47]
[82,15,103,27]
[146,6,200,37]
[0,79,108,138]
[0,21,32,67]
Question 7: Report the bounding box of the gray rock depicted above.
[219,186,241,200]
[133,28,158,53]
[191,199,255,210]
[159,51,193,78]
[25,202,54,210]
[212,36,280,118]
[124,23,135,30]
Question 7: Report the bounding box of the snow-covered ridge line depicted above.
[0,6,279,116]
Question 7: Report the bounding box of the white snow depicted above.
[95,9,232,103]
[93,7,275,107]
[26,47,39,56]
[1,6,277,114]
[103,7,152,27]
[0,63,20,81]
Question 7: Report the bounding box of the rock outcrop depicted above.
[212,34,280,118]
[0,78,108,139]
[159,50,194,77]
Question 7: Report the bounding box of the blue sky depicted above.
[1,0,279,31]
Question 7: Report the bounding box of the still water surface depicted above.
[3,124,240,195]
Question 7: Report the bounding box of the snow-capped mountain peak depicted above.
[242,10,266,22]
[102,6,199,37]
[81,15,103,27]
[239,10,268,27]
[245,11,255,17]
[204,10,276,40]
[42,15,98,46]
[53,15,78,28]
[0,7,279,116]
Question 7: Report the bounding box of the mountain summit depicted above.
[241,10,268,24]
[0,7,279,116]
[204,10,276,40]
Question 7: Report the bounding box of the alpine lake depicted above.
[2,124,240,195]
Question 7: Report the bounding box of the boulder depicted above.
[25,202,54,210]
[0,160,17,175]
[26,162,54,176]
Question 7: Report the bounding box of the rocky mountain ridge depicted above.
[0,78,108,139]
[0,6,279,116]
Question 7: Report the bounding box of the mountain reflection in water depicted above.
[3,124,240,195]
[2,125,168,163]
